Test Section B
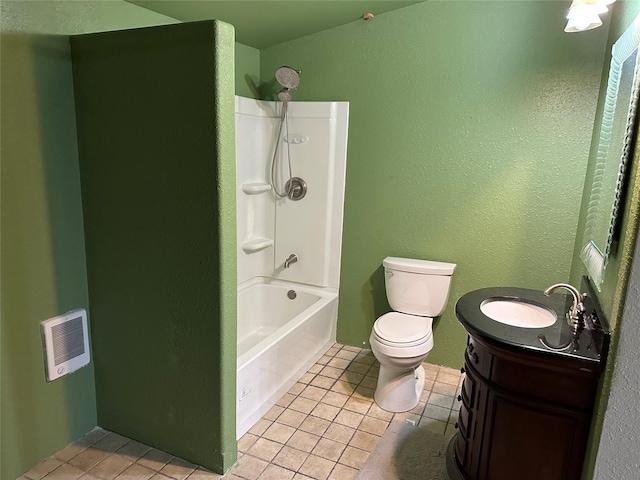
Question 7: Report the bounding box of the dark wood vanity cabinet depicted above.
[449,334,602,480]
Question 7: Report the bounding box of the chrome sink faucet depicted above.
[284,253,298,268]
[544,283,586,330]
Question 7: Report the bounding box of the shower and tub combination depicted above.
[235,68,350,438]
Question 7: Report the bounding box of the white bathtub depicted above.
[236,278,338,439]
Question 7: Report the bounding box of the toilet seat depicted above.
[370,312,434,358]
[373,312,431,345]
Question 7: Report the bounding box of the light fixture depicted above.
[564,0,615,32]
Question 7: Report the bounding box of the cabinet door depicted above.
[480,391,590,480]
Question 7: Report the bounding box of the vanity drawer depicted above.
[461,368,477,407]
[466,336,487,374]
[458,402,473,439]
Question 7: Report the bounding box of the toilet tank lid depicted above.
[383,257,457,275]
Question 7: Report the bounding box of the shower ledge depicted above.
[242,183,272,195]
[241,238,274,254]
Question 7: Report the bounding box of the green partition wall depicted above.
[71,20,237,473]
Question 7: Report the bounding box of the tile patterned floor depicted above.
[20,343,463,480]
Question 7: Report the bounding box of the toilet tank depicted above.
[383,257,457,317]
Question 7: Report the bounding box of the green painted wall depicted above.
[71,20,237,473]
[260,1,609,367]
[0,2,177,478]
[568,2,640,478]
[236,42,260,98]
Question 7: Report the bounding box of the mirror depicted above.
[581,18,640,290]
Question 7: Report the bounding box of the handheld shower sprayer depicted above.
[270,66,303,200]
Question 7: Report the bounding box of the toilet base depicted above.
[374,363,426,413]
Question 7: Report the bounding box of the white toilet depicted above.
[369,256,457,412]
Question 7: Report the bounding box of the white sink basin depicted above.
[480,298,557,328]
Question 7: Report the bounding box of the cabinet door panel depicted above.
[483,394,578,480]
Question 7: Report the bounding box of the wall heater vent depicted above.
[41,308,90,381]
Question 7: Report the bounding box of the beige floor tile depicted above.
[238,433,260,453]
[276,393,297,408]
[137,449,174,471]
[427,392,455,409]
[272,446,309,471]
[358,416,389,436]
[257,464,295,480]
[316,355,332,365]
[319,366,343,379]
[299,372,316,384]
[358,376,378,390]
[326,346,341,356]
[329,381,356,396]
[160,457,197,480]
[445,422,459,437]
[53,443,87,462]
[352,386,375,402]
[352,353,376,365]
[342,397,370,415]
[338,371,364,385]
[366,403,394,422]
[422,404,452,422]
[334,350,359,361]
[310,403,340,422]
[334,409,363,429]
[346,362,370,375]
[276,409,308,429]
[341,346,361,353]
[348,431,380,452]
[94,433,130,454]
[327,463,358,480]
[263,423,296,444]
[292,473,315,480]
[246,438,284,462]
[79,428,109,446]
[184,467,222,479]
[78,474,103,480]
[248,418,273,436]
[114,463,155,479]
[300,386,327,402]
[327,358,350,370]
[432,381,458,396]
[311,438,346,462]
[298,454,335,480]
[115,440,152,463]
[88,454,133,479]
[299,416,331,436]
[228,455,268,480]
[309,376,336,390]
[288,382,307,396]
[289,397,319,415]
[308,364,324,374]
[42,463,85,480]
[437,371,461,386]
[263,405,285,421]
[422,362,440,373]
[337,446,370,470]
[323,423,355,445]
[68,446,108,471]
[25,457,65,479]
[286,430,320,453]
[321,392,349,409]
[409,401,426,415]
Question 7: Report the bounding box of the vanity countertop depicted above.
[454,279,609,366]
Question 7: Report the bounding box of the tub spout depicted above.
[284,254,298,268]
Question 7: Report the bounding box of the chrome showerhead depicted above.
[278,88,292,103]
[275,66,301,89]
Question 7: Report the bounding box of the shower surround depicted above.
[235,96,349,438]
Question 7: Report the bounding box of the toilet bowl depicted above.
[370,257,456,413]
